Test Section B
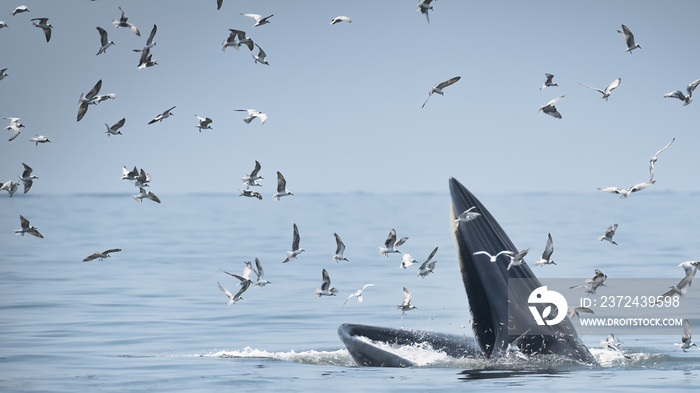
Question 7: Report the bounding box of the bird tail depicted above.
[379,247,388,257]
[314,289,322,298]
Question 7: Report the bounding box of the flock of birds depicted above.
[3,2,698,359]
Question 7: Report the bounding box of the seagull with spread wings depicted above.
[422,76,461,108]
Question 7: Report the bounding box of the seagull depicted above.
[472,250,514,263]
[453,206,481,227]
[533,233,555,266]
[538,95,565,119]
[239,189,263,199]
[597,180,655,199]
[222,29,254,51]
[599,224,618,245]
[1,180,20,197]
[194,115,213,132]
[4,117,24,141]
[540,73,558,90]
[82,249,121,262]
[272,171,293,200]
[617,24,641,53]
[31,18,52,42]
[121,166,139,181]
[12,5,29,16]
[218,281,249,305]
[674,319,697,352]
[678,261,700,277]
[315,268,339,298]
[242,160,263,187]
[567,306,594,319]
[134,169,151,188]
[105,118,125,136]
[96,27,115,55]
[132,187,161,203]
[400,253,417,269]
[649,138,675,181]
[0,21,7,29]
[221,261,255,286]
[506,249,530,270]
[342,284,374,308]
[14,215,43,238]
[330,16,352,25]
[379,228,408,257]
[252,258,270,287]
[252,43,269,65]
[0,68,8,80]
[422,76,461,108]
[137,47,157,68]
[579,78,621,100]
[332,233,348,263]
[112,7,140,36]
[417,246,438,278]
[233,109,267,125]
[148,106,176,124]
[601,333,630,358]
[657,267,697,302]
[18,163,37,193]
[29,135,50,145]
[77,80,103,122]
[241,13,273,27]
[417,0,435,24]
[283,223,304,263]
[664,80,700,106]
[398,287,417,316]
[570,269,607,294]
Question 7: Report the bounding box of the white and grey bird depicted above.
[252,43,269,65]
[137,47,157,68]
[599,224,618,245]
[96,27,115,55]
[272,171,292,200]
[617,24,641,53]
[416,0,435,24]
[234,109,267,125]
[674,319,697,352]
[567,306,594,319]
[5,116,24,141]
[239,189,263,199]
[134,169,151,188]
[678,261,700,277]
[570,269,607,294]
[534,233,555,266]
[112,7,140,36]
[506,249,530,271]
[579,78,621,100]
[664,80,700,106]
[105,118,125,136]
[132,187,161,203]
[121,165,138,181]
[283,223,304,263]
[12,5,29,16]
[342,284,374,308]
[31,17,52,42]
[453,206,481,227]
[82,248,121,262]
[241,13,273,27]
[422,76,461,108]
[330,16,352,25]
[1,180,20,197]
[194,115,213,132]
[398,287,417,316]
[0,68,8,80]
[540,73,558,90]
[252,258,270,287]
[400,253,417,269]
[379,228,408,257]
[417,246,438,278]
[597,180,655,199]
[649,138,675,181]
[14,215,43,238]
[77,80,103,122]
[600,333,630,358]
[217,280,249,305]
[472,250,514,263]
[29,134,50,145]
[18,163,37,194]
[221,261,255,286]
[538,95,565,119]
[148,106,175,124]
[315,268,339,298]
[242,160,263,187]
[222,29,254,51]
[332,233,348,263]
[658,266,697,301]
[0,21,7,29]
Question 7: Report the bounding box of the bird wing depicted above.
[597,186,622,194]
[21,163,32,177]
[629,180,655,192]
[86,80,102,100]
[541,233,554,260]
[146,24,157,46]
[547,95,565,106]
[395,236,409,247]
[250,160,262,177]
[334,233,345,255]
[256,112,267,124]
[402,287,412,305]
[83,252,100,262]
[104,248,122,255]
[687,79,700,97]
[256,43,266,57]
[579,83,604,95]
[652,138,675,160]
[276,171,286,192]
[604,78,621,94]
[424,246,438,263]
[20,215,30,230]
[146,191,161,203]
[321,269,331,291]
[472,251,492,258]
[217,282,234,300]
[384,229,397,248]
[113,118,126,130]
[97,27,109,45]
[683,319,692,342]
[678,267,697,290]
[619,24,635,47]
[241,13,262,22]
[292,223,300,250]
[254,258,264,280]
[664,90,685,100]
[436,76,461,89]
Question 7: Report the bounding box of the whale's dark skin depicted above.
[338,177,597,367]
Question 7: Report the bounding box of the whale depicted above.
[338,177,597,367]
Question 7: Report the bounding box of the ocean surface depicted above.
[2,189,700,392]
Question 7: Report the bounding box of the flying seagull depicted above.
[472,250,514,263]
[315,268,339,298]
[112,7,140,36]
[417,0,435,24]
[397,287,417,316]
[12,5,29,16]
[222,29,254,51]
[218,281,249,305]
[538,95,565,119]
[599,224,618,245]
[453,206,481,227]
[379,228,408,257]
[400,253,417,269]
[570,269,607,294]
[0,22,7,29]
[332,233,348,262]
[19,163,38,193]
[14,215,43,238]
[132,187,161,203]
[96,27,115,55]
[251,258,270,287]
[597,180,655,199]
[194,115,213,132]
[567,306,594,319]
[272,171,292,200]
[29,135,50,145]
[239,189,262,199]
[579,78,621,100]
[649,138,675,181]
[148,106,175,124]
[664,79,700,106]
[252,43,269,65]
[617,24,641,53]
[31,18,52,42]
[0,68,7,80]
[422,76,461,108]
[242,160,263,187]
[533,233,555,266]
[137,47,157,68]
[506,249,530,271]
[657,267,697,302]
[241,13,273,27]
[330,16,352,25]
[417,246,438,278]
[540,73,558,90]
[233,109,267,125]
[283,223,304,263]
[1,180,20,197]
[82,249,122,262]
[105,118,125,136]
[4,117,24,141]
[342,284,374,308]
[674,319,697,352]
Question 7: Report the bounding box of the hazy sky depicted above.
[1,1,699,195]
